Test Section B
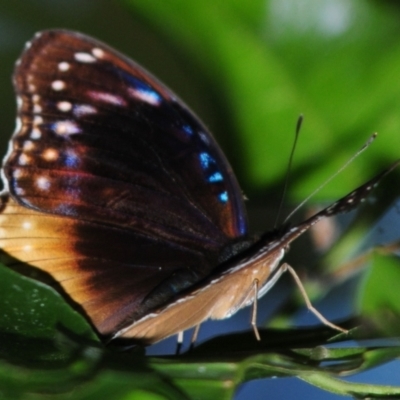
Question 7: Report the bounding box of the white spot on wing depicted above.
[23,141,35,151]
[13,169,24,178]
[58,62,70,71]
[57,101,72,112]
[199,131,210,145]
[23,244,32,252]
[92,48,104,58]
[16,96,23,111]
[53,121,81,135]
[74,104,97,117]
[52,80,66,91]
[127,88,161,106]
[15,118,22,133]
[42,148,59,161]
[22,221,32,230]
[36,176,50,190]
[31,128,41,139]
[33,104,42,113]
[87,90,126,107]
[63,149,80,168]
[15,187,25,195]
[18,154,31,165]
[33,116,43,125]
[74,52,96,63]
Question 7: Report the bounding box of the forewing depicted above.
[7,30,248,245]
[1,30,249,336]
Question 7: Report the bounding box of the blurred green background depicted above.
[1,1,400,399]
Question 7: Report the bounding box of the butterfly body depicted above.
[1,30,395,345]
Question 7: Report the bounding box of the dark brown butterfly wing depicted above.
[0,30,248,336]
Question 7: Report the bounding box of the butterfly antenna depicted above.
[274,115,303,229]
[283,132,378,224]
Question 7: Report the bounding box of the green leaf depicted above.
[358,253,400,336]
[0,264,97,343]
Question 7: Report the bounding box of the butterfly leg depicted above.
[250,279,261,341]
[191,324,201,345]
[175,331,184,355]
[281,263,348,333]
[189,324,201,351]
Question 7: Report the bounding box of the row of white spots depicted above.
[56,101,97,117]
[31,116,43,139]
[72,47,162,107]
[73,47,104,64]
[13,36,57,198]
[10,169,23,196]
[13,174,51,195]
[14,171,52,193]
[27,74,36,93]
[52,46,163,111]
[50,54,99,140]
[33,104,42,114]
[52,47,105,94]
[16,150,58,181]
[17,150,58,170]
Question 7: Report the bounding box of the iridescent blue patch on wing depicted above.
[63,150,80,168]
[218,191,228,203]
[133,88,161,105]
[119,70,162,104]
[209,172,223,183]
[199,152,214,170]
[182,124,193,135]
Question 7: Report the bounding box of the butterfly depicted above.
[0,30,396,345]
